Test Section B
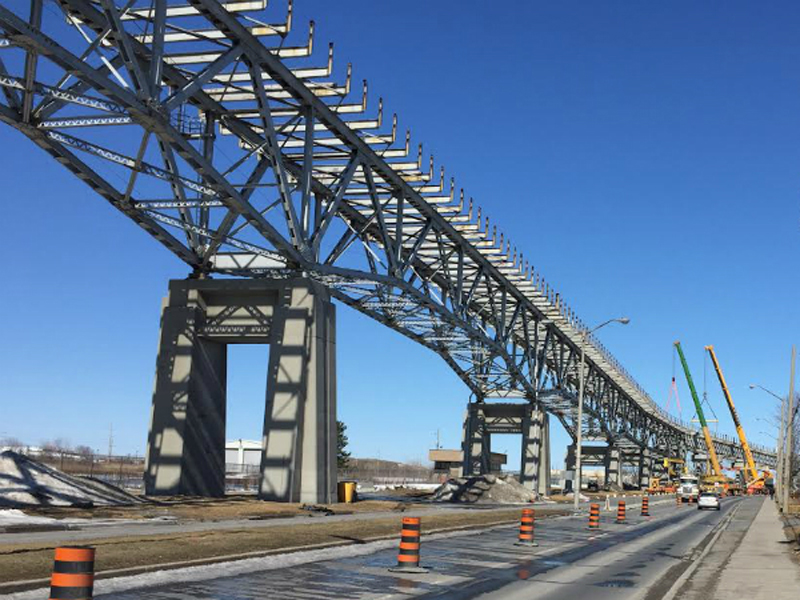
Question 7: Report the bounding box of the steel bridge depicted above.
[0,1,776,499]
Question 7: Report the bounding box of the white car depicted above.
[697,492,721,511]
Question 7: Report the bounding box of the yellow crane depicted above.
[705,345,762,489]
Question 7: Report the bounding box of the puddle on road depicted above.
[537,559,570,567]
[597,579,636,588]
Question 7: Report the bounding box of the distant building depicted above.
[225,439,262,473]
[429,449,507,478]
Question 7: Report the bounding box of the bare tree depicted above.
[777,393,800,497]
[74,445,94,457]
[41,438,72,457]
[0,437,24,451]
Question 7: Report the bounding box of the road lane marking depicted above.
[646,501,742,600]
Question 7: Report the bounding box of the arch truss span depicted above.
[0,0,776,477]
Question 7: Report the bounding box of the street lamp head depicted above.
[618,317,631,325]
[749,384,756,389]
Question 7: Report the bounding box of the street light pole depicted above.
[783,346,796,512]
[750,383,786,506]
[573,317,630,513]
[574,340,586,512]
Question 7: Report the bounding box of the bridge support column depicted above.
[144,277,337,503]
[638,449,652,490]
[461,404,489,476]
[144,294,228,496]
[259,282,337,504]
[521,404,550,496]
[564,444,577,493]
[605,445,623,490]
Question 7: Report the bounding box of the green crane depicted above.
[673,341,724,478]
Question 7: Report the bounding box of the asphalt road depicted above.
[94,496,762,599]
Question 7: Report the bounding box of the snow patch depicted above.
[0,451,144,508]
[432,474,538,504]
[0,509,58,526]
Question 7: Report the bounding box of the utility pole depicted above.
[108,423,114,459]
[778,394,786,508]
[783,346,796,511]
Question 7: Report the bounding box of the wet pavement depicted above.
[97,496,744,599]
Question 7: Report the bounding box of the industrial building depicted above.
[429,449,507,478]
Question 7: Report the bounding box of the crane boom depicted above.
[705,345,760,484]
[674,341,724,478]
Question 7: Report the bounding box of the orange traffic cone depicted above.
[389,517,429,573]
[515,508,538,547]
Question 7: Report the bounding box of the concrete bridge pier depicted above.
[638,448,653,490]
[565,443,611,492]
[461,403,490,476]
[144,292,228,497]
[520,405,551,496]
[461,402,550,496]
[604,445,623,490]
[144,277,337,503]
[259,282,337,504]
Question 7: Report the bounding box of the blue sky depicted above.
[1,1,798,468]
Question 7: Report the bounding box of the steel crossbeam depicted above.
[0,0,776,469]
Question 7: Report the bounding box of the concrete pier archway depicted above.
[144,277,337,504]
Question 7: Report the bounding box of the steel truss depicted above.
[0,0,775,469]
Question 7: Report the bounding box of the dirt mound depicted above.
[0,451,145,508]
[431,474,537,504]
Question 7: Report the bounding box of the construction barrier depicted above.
[389,517,429,574]
[50,546,95,600]
[588,503,600,530]
[641,496,650,516]
[616,500,627,523]
[515,508,538,547]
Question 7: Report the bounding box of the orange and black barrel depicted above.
[49,546,95,600]
[389,517,429,573]
[587,503,600,530]
[616,500,627,523]
[515,508,538,547]
[641,496,651,517]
